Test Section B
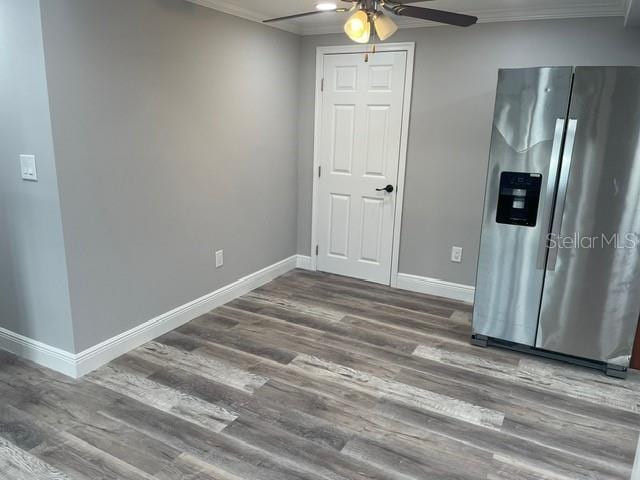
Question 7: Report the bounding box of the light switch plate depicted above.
[215,250,224,268]
[451,246,463,263]
[20,155,38,182]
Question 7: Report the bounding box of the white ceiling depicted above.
[187,0,633,34]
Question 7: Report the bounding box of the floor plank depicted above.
[0,269,637,479]
[0,437,70,480]
[128,341,268,393]
[86,363,238,432]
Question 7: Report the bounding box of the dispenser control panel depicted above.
[496,172,542,227]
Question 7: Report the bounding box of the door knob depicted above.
[376,184,394,193]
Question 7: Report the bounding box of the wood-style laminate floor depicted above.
[1,269,639,479]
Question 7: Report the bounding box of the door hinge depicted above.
[316,245,319,256]
[318,166,322,178]
[320,78,324,92]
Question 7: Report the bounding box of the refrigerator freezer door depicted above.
[473,67,573,346]
[537,67,640,368]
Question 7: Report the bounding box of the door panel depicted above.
[317,51,407,284]
[536,67,640,368]
[331,105,355,173]
[472,67,574,345]
[364,106,390,176]
[335,65,357,91]
[368,64,393,91]
[328,194,351,258]
[360,196,384,263]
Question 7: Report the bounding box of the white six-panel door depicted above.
[316,51,408,285]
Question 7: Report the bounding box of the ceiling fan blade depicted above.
[263,8,348,23]
[385,4,477,27]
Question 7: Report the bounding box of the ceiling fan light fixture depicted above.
[373,12,398,41]
[315,2,337,11]
[344,10,370,44]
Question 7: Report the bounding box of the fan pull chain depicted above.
[364,43,376,63]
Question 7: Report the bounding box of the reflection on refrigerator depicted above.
[472,66,640,378]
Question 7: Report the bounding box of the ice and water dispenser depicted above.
[496,172,542,227]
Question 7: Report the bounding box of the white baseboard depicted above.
[296,255,314,270]
[395,272,475,304]
[0,328,77,378]
[1,255,299,379]
[2,257,474,379]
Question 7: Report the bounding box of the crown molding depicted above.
[302,0,630,34]
[186,0,629,35]
[185,0,303,34]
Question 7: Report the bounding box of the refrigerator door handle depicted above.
[547,118,578,271]
[536,119,566,270]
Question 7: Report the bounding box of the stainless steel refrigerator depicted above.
[472,66,640,378]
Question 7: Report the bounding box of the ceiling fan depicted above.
[264,0,478,43]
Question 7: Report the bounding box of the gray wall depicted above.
[40,0,301,352]
[4,3,640,355]
[0,0,75,351]
[298,17,640,286]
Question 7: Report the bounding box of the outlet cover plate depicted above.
[20,155,38,181]
[451,246,463,263]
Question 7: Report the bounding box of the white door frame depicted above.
[310,42,415,287]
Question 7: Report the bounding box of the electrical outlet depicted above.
[20,154,38,181]
[215,250,224,268]
[451,246,463,263]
